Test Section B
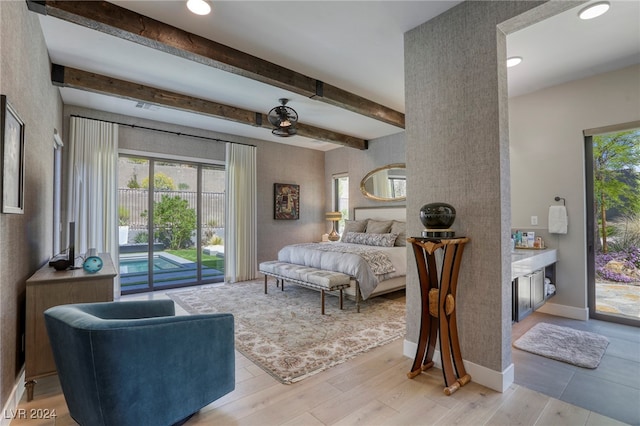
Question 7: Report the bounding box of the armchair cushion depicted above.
[44,300,234,426]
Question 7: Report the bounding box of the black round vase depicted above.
[420,202,456,237]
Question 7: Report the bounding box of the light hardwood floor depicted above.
[10,333,625,426]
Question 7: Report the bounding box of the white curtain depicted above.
[67,117,119,281]
[224,143,257,282]
[372,170,391,199]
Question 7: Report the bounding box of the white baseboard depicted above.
[536,302,589,321]
[403,339,514,393]
[1,369,25,426]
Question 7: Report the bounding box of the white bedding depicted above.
[277,242,406,300]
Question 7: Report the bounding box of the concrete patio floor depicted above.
[596,281,640,319]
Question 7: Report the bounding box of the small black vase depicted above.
[420,202,456,232]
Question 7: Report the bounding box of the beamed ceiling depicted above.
[31,1,640,151]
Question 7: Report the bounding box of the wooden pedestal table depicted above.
[407,237,470,395]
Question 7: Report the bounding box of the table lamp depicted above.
[325,211,342,241]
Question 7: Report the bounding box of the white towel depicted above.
[548,205,568,234]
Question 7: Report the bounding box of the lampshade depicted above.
[325,211,342,221]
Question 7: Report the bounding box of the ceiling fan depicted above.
[268,98,298,137]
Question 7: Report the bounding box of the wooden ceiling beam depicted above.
[29,0,405,129]
[51,65,368,150]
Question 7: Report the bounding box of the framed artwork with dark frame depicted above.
[1,95,25,214]
[274,183,299,220]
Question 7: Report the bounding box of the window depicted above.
[333,174,349,232]
[52,130,63,256]
[388,169,406,199]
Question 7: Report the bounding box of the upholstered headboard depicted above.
[353,206,406,222]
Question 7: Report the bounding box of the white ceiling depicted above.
[37,1,640,151]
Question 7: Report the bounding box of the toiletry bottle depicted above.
[527,233,534,248]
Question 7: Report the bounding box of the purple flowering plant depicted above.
[595,246,640,283]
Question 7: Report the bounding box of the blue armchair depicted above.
[44,300,235,426]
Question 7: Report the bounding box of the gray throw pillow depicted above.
[390,220,406,246]
[365,220,393,234]
[343,220,368,234]
[341,232,398,247]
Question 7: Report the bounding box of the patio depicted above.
[596,281,640,319]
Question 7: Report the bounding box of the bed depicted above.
[277,206,406,300]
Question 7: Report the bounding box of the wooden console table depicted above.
[25,253,116,400]
[407,237,470,395]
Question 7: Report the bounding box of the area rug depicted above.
[167,280,405,383]
[513,322,609,368]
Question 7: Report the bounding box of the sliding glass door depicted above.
[586,127,640,326]
[118,155,225,294]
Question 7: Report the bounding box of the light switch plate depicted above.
[531,216,538,225]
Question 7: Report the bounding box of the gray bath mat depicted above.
[513,322,609,369]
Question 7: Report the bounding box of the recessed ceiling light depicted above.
[187,0,211,15]
[578,1,610,20]
[507,56,523,68]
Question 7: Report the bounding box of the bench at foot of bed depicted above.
[258,261,360,314]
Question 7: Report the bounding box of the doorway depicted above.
[585,124,640,326]
[118,155,225,294]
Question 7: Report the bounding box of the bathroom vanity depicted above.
[511,249,557,322]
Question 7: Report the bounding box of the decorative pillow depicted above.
[342,219,368,234]
[365,220,393,234]
[341,232,398,247]
[390,220,406,246]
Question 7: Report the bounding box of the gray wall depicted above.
[0,1,63,406]
[324,132,406,230]
[63,106,325,267]
[510,64,640,317]
[404,1,546,376]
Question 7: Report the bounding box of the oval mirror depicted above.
[360,163,406,202]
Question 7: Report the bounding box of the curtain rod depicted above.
[70,115,256,147]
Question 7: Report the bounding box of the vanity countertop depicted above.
[511,248,557,280]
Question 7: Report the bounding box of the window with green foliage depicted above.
[333,174,349,232]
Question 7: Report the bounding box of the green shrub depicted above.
[202,227,223,246]
[153,195,196,250]
[609,214,640,252]
[133,231,148,244]
[141,172,176,190]
[118,206,130,226]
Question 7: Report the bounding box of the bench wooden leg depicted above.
[339,289,343,310]
[264,275,268,294]
[321,290,326,315]
[355,281,360,313]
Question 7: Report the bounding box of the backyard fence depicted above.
[119,189,225,229]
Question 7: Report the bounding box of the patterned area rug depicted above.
[168,280,405,383]
[513,322,609,369]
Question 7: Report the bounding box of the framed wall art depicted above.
[1,95,25,214]
[274,183,299,220]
